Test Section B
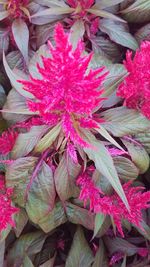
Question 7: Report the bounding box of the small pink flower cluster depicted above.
[6,0,29,18]
[0,175,18,231]
[117,41,150,119]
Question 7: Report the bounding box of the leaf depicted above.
[39,254,56,267]
[34,0,68,7]
[12,19,29,64]
[3,53,34,98]
[0,28,9,57]
[14,209,28,237]
[121,0,150,23]
[88,8,125,22]
[94,0,125,9]
[25,161,56,225]
[6,157,38,207]
[65,227,94,267]
[102,107,150,137]
[113,156,139,181]
[21,256,34,267]
[93,213,105,238]
[66,202,94,230]
[7,231,46,266]
[135,23,150,44]
[104,236,139,256]
[92,240,108,267]
[6,156,56,227]
[0,10,9,21]
[34,124,61,153]
[31,6,74,18]
[37,202,67,233]
[0,241,5,267]
[100,19,138,50]
[11,125,49,159]
[69,20,85,50]
[96,125,125,151]
[134,131,150,153]
[54,154,80,201]
[122,139,150,174]
[0,85,6,108]
[84,135,129,210]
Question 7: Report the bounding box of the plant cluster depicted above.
[0,0,150,266]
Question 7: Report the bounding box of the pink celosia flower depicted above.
[5,0,29,18]
[0,130,18,155]
[117,41,150,119]
[0,175,19,231]
[67,0,94,9]
[19,23,107,147]
[77,169,150,237]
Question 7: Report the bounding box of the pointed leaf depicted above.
[135,23,150,43]
[84,136,129,210]
[37,202,67,233]
[65,227,94,267]
[93,213,105,238]
[70,20,85,50]
[0,10,9,21]
[14,209,28,237]
[31,6,74,18]
[7,231,46,266]
[122,139,150,174]
[12,19,29,64]
[54,154,80,201]
[100,19,138,50]
[21,256,34,267]
[66,202,94,230]
[94,0,125,9]
[34,124,61,153]
[102,107,150,137]
[113,156,139,181]
[88,8,125,22]
[11,125,49,159]
[3,53,34,98]
[92,240,108,267]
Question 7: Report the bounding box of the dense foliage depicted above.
[0,0,150,266]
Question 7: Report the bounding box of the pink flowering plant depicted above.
[0,0,150,266]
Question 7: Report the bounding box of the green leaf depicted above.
[12,19,29,64]
[134,131,150,153]
[93,213,105,238]
[0,241,5,267]
[14,209,28,237]
[66,202,94,230]
[135,23,150,44]
[84,135,129,210]
[11,125,49,159]
[39,255,56,267]
[6,156,56,228]
[37,202,67,233]
[6,157,37,207]
[122,139,150,174]
[54,154,80,201]
[34,124,61,153]
[21,256,34,267]
[92,240,108,267]
[88,8,125,22]
[31,6,74,18]
[2,89,33,124]
[102,107,150,137]
[25,161,56,225]
[121,0,150,23]
[0,28,9,56]
[94,0,125,9]
[0,10,9,21]
[7,231,46,266]
[3,53,34,99]
[65,227,94,267]
[100,19,138,50]
[69,20,85,50]
[113,156,139,181]
[96,125,124,151]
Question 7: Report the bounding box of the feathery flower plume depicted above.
[0,130,18,155]
[5,0,29,18]
[19,23,107,147]
[0,175,19,231]
[77,168,150,237]
[117,41,150,119]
